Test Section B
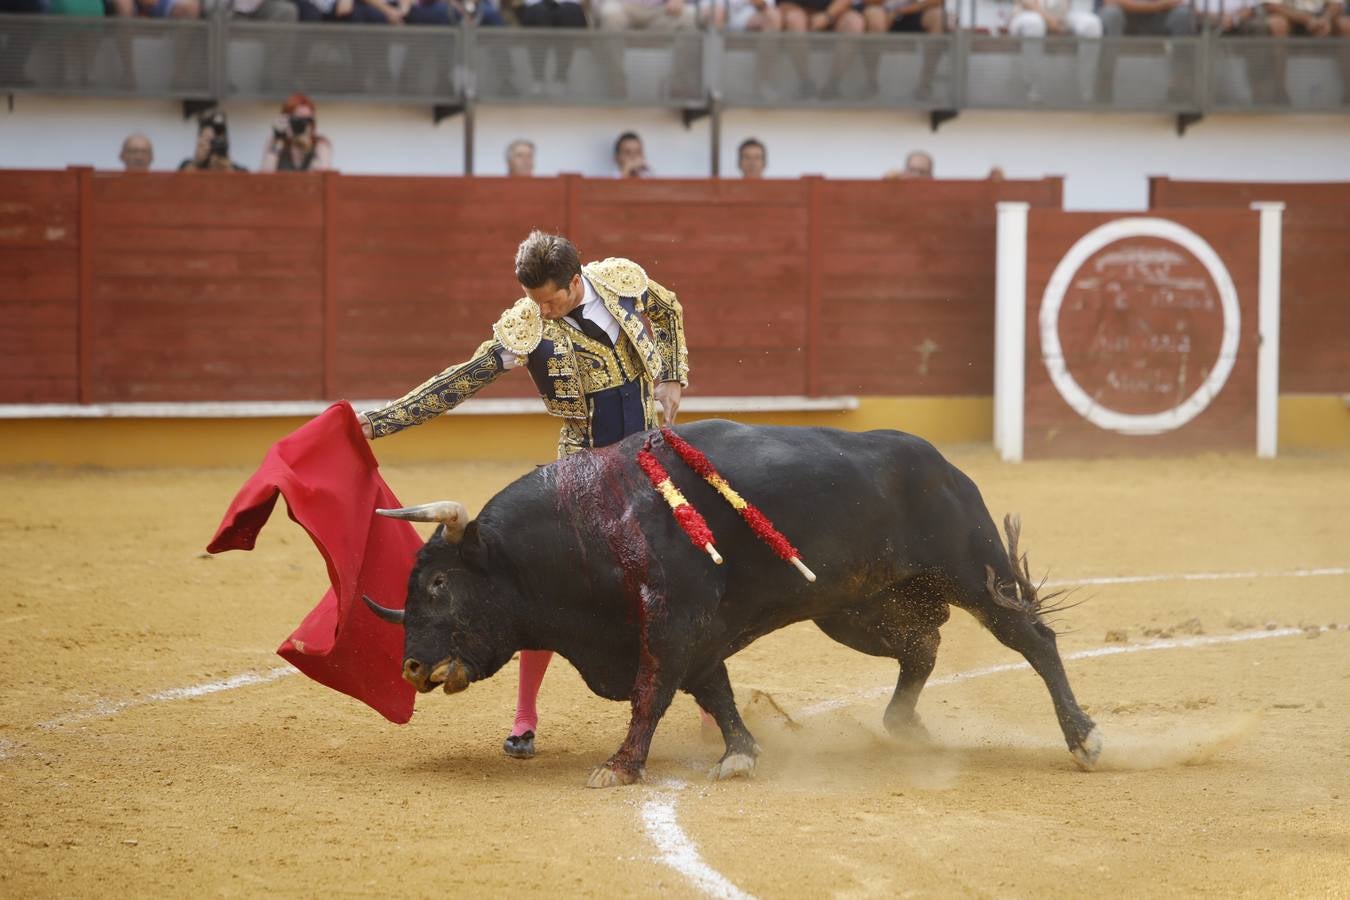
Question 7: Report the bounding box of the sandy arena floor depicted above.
[2,442,1348,898]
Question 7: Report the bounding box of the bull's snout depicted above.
[402,657,472,694]
[399,658,469,696]
[402,658,434,693]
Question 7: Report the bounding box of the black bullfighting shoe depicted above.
[503,731,536,760]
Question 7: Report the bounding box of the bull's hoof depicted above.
[708,752,756,782]
[1070,726,1103,772]
[586,763,643,789]
[883,711,932,745]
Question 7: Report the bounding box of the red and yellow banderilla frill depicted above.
[636,438,723,565]
[637,428,816,583]
[660,427,816,582]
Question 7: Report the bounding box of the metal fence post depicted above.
[951,28,969,111]
[211,2,226,104]
[705,28,723,176]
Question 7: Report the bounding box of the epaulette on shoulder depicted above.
[492,297,543,356]
[584,257,649,299]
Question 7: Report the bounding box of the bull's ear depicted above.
[458,520,487,572]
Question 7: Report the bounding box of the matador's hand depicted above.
[356,410,374,440]
[655,381,682,426]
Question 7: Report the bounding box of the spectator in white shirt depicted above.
[1007,0,1102,102]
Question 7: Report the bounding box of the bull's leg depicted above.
[967,596,1101,771]
[586,662,678,789]
[881,624,942,741]
[686,662,760,781]
[814,584,949,741]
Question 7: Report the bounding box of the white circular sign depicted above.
[1039,217,1241,436]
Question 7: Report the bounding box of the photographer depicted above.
[260,94,333,173]
[178,110,248,173]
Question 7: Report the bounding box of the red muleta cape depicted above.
[207,401,418,723]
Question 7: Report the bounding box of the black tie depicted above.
[567,308,613,347]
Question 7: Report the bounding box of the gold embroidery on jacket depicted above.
[365,343,504,437]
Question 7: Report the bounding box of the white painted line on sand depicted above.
[642,780,756,900]
[1045,566,1350,588]
[797,626,1315,717]
[19,565,1345,898]
[36,666,296,731]
[647,625,1330,899]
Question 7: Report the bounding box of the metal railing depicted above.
[3,12,1348,114]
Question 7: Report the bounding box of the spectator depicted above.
[352,0,504,25]
[517,0,589,92]
[350,0,506,94]
[614,131,652,178]
[295,0,353,17]
[0,0,43,88]
[1007,0,1102,101]
[228,0,296,19]
[884,150,934,179]
[785,0,887,99]
[119,134,154,172]
[136,0,201,17]
[178,110,248,173]
[506,139,536,177]
[261,93,333,172]
[710,0,782,30]
[1201,0,1266,32]
[709,0,802,97]
[598,0,701,100]
[737,138,767,178]
[1095,0,1197,102]
[866,0,947,100]
[600,0,698,30]
[1263,0,1348,103]
[987,165,1006,181]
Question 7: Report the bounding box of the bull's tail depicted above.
[984,514,1075,621]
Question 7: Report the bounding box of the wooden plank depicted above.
[77,167,94,405]
[806,175,823,396]
[93,249,322,279]
[0,377,79,403]
[322,171,338,400]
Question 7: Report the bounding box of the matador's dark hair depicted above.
[514,230,582,290]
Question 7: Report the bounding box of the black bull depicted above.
[364,420,1101,787]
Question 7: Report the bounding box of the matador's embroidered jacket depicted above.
[363,257,689,458]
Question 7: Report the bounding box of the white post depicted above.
[1252,202,1284,459]
[995,202,1030,463]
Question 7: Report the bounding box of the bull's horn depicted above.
[376,501,468,543]
[362,594,406,625]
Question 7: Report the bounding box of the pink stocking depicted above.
[511,650,553,736]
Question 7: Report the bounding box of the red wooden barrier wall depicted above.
[1149,177,1350,394]
[0,172,79,403]
[0,170,1062,404]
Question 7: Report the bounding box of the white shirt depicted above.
[500,276,621,368]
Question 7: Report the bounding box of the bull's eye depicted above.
[430,573,448,592]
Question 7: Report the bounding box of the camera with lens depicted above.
[201,110,230,159]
